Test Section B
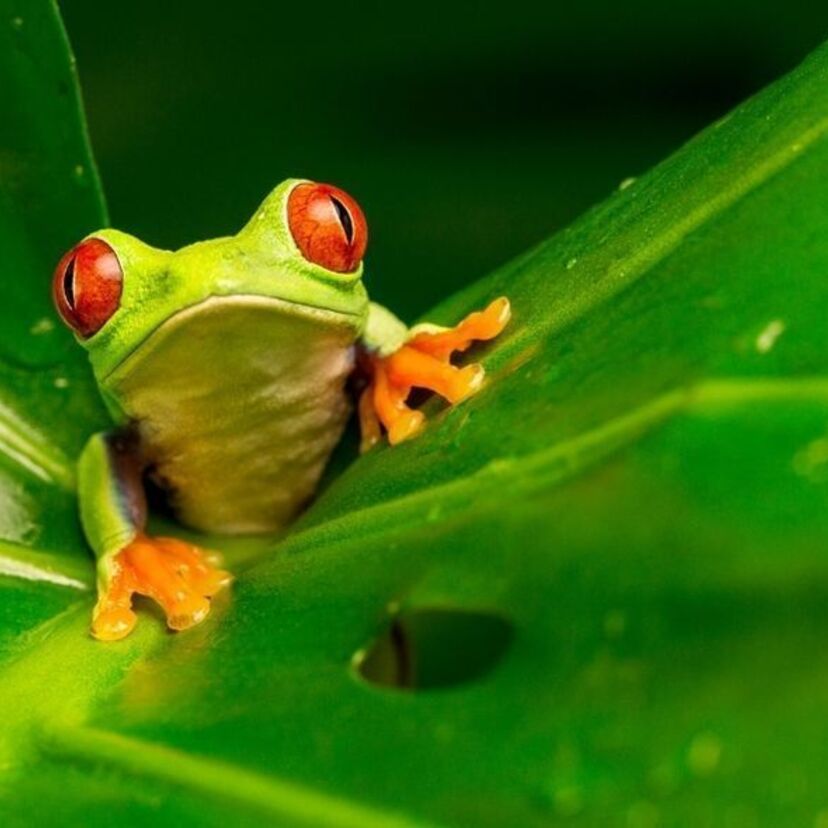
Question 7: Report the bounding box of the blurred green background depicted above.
[60,0,826,317]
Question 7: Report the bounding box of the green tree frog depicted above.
[52,180,510,641]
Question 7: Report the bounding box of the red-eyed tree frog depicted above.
[52,180,510,641]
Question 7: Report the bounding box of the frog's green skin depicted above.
[75,179,411,588]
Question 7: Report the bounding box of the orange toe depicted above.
[358,386,383,452]
[155,537,232,596]
[386,346,484,405]
[387,408,426,445]
[358,297,510,450]
[368,356,425,446]
[92,605,137,642]
[91,533,231,641]
[166,593,211,631]
[409,297,511,359]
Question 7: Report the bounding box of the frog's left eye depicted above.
[287,182,368,273]
[52,238,123,338]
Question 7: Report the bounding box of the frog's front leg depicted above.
[359,297,511,449]
[78,431,231,641]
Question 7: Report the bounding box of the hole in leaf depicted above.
[356,607,513,691]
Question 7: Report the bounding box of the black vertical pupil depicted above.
[330,196,354,244]
[63,257,76,308]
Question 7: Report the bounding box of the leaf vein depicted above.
[493,117,828,364]
[41,725,440,828]
[269,376,828,569]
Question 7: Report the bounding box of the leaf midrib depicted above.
[264,376,828,575]
[487,115,828,369]
[41,724,439,828]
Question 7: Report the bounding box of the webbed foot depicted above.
[360,297,511,449]
[92,534,232,641]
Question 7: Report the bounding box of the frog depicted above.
[52,179,510,641]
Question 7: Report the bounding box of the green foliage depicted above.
[60,0,827,319]
[1,2,828,825]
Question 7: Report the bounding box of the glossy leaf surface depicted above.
[2,5,828,825]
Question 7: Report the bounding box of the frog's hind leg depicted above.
[360,297,511,448]
[79,431,231,641]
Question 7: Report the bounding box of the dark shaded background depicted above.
[61,1,826,318]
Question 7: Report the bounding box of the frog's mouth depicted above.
[102,294,361,382]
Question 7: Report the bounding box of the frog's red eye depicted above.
[287,182,368,273]
[52,238,123,338]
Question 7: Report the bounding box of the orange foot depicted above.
[92,534,232,641]
[359,297,511,450]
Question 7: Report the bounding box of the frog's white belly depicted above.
[105,296,359,534]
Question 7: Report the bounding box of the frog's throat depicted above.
[97,294,362,383]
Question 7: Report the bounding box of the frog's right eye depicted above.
[287,182,368,273]
[52,238,123,338]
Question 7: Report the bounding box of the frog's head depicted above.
[52,179,370,379]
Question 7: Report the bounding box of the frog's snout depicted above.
[287,182,368,274]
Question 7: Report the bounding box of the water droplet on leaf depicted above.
[755,319,785,354]
[29,318,54,336]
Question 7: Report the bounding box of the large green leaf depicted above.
[0,0,107,657]
[2,3,828,825]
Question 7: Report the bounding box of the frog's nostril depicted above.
[287,182,368,273]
